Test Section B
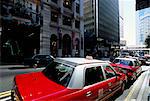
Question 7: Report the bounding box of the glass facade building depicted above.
[98,0,119,43]
[84,0,119,57]
[136,7,150,45]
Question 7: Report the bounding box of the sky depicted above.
[120,0,136,46]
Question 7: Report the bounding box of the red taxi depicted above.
[111,58,142,82]
[12,57,127,101]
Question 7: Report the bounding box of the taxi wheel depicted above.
[120,82,125,94]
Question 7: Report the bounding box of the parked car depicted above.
[111,63,136,82]
[12,57,127,101]
[111,58,142,82]
[138,56,147,65]
[24,54,54,68]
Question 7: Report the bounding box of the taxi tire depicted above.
[120,82,125,94]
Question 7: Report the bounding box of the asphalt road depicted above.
[0,66,44,92]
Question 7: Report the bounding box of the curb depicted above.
[137,70,150,101]
[0,65,28,69]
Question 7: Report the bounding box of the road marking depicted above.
[0,93,11,98]
[0,96,11,101]
[0,90,11,101]
[0,90,11,96]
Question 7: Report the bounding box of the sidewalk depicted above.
[136,70,150,101]
[116,69,150,101]
[0,65,28,69]
[126,70,150,101]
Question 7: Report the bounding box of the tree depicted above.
[145,35,150,48]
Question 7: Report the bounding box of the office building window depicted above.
[63,0,72,9]
[51,12,58,22]
[63,15,72,26]
[51,0,58,4]
[140,34,144,42]
[76,3,80,13]
[75,20,80,29]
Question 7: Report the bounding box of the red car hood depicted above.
[15,72,67,100]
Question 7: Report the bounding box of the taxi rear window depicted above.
[42,61,74,87]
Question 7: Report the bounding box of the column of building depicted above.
[79,0,84,57]
[40,2,51,55]
[57,0,63,57]
[71,1,76,57]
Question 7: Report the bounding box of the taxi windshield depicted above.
[42,61,74,87]
[114,59,133,66]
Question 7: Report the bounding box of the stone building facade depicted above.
[0,0,84,64]
[40,0,84,57]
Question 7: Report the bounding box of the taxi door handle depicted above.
[86,91,92,97]
[108,82,112,86]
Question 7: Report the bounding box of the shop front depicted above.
[1,19,40,64]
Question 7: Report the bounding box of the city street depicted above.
[0,0,150,100]
[0,65,44,92]
[0,65,150,100]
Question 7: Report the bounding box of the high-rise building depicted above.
[136,7,150,45]
[119,0,126,47]
[84,0,120,57]
[136,0,150,45]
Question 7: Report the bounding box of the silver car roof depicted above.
[55,58,107,67]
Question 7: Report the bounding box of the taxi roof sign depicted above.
[86,56,93,60]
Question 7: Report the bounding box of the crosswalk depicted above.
[0,90,11,101]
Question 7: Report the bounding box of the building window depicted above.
[76,3,80,13]
[75,20,80,29]
[63,16,72,26]
[51,0,58,4]
[140,34,144,42]
[51,12,58,22]
[63,0,72,9]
